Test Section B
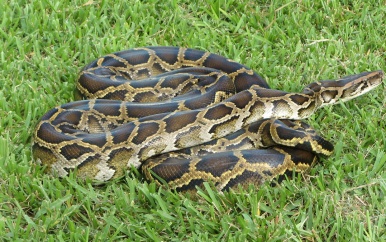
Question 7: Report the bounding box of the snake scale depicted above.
[33,47,384,191]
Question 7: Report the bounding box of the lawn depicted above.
[0,0,385,241]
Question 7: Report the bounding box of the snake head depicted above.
[304,70,384,107]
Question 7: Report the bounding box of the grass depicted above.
[0,0,385,240]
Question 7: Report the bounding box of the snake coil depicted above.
[33,47,384,191]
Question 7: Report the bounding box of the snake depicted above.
[32,47,384,192]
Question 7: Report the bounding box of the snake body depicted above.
[33,47,384,191]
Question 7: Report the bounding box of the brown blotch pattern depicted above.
[144,156,191,182]
[108,148,136,178]
[52,110,82,126]
[289,94,309,105]
[122,49,151,65]
[37,122,75,143]
[133,122,161,144]
[231,90,253,109]
[196,153,239,177]
[164,111,199,133]
[60,143,94,160]
[204,104,233,120]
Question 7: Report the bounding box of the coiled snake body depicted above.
[33,47,384,191]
